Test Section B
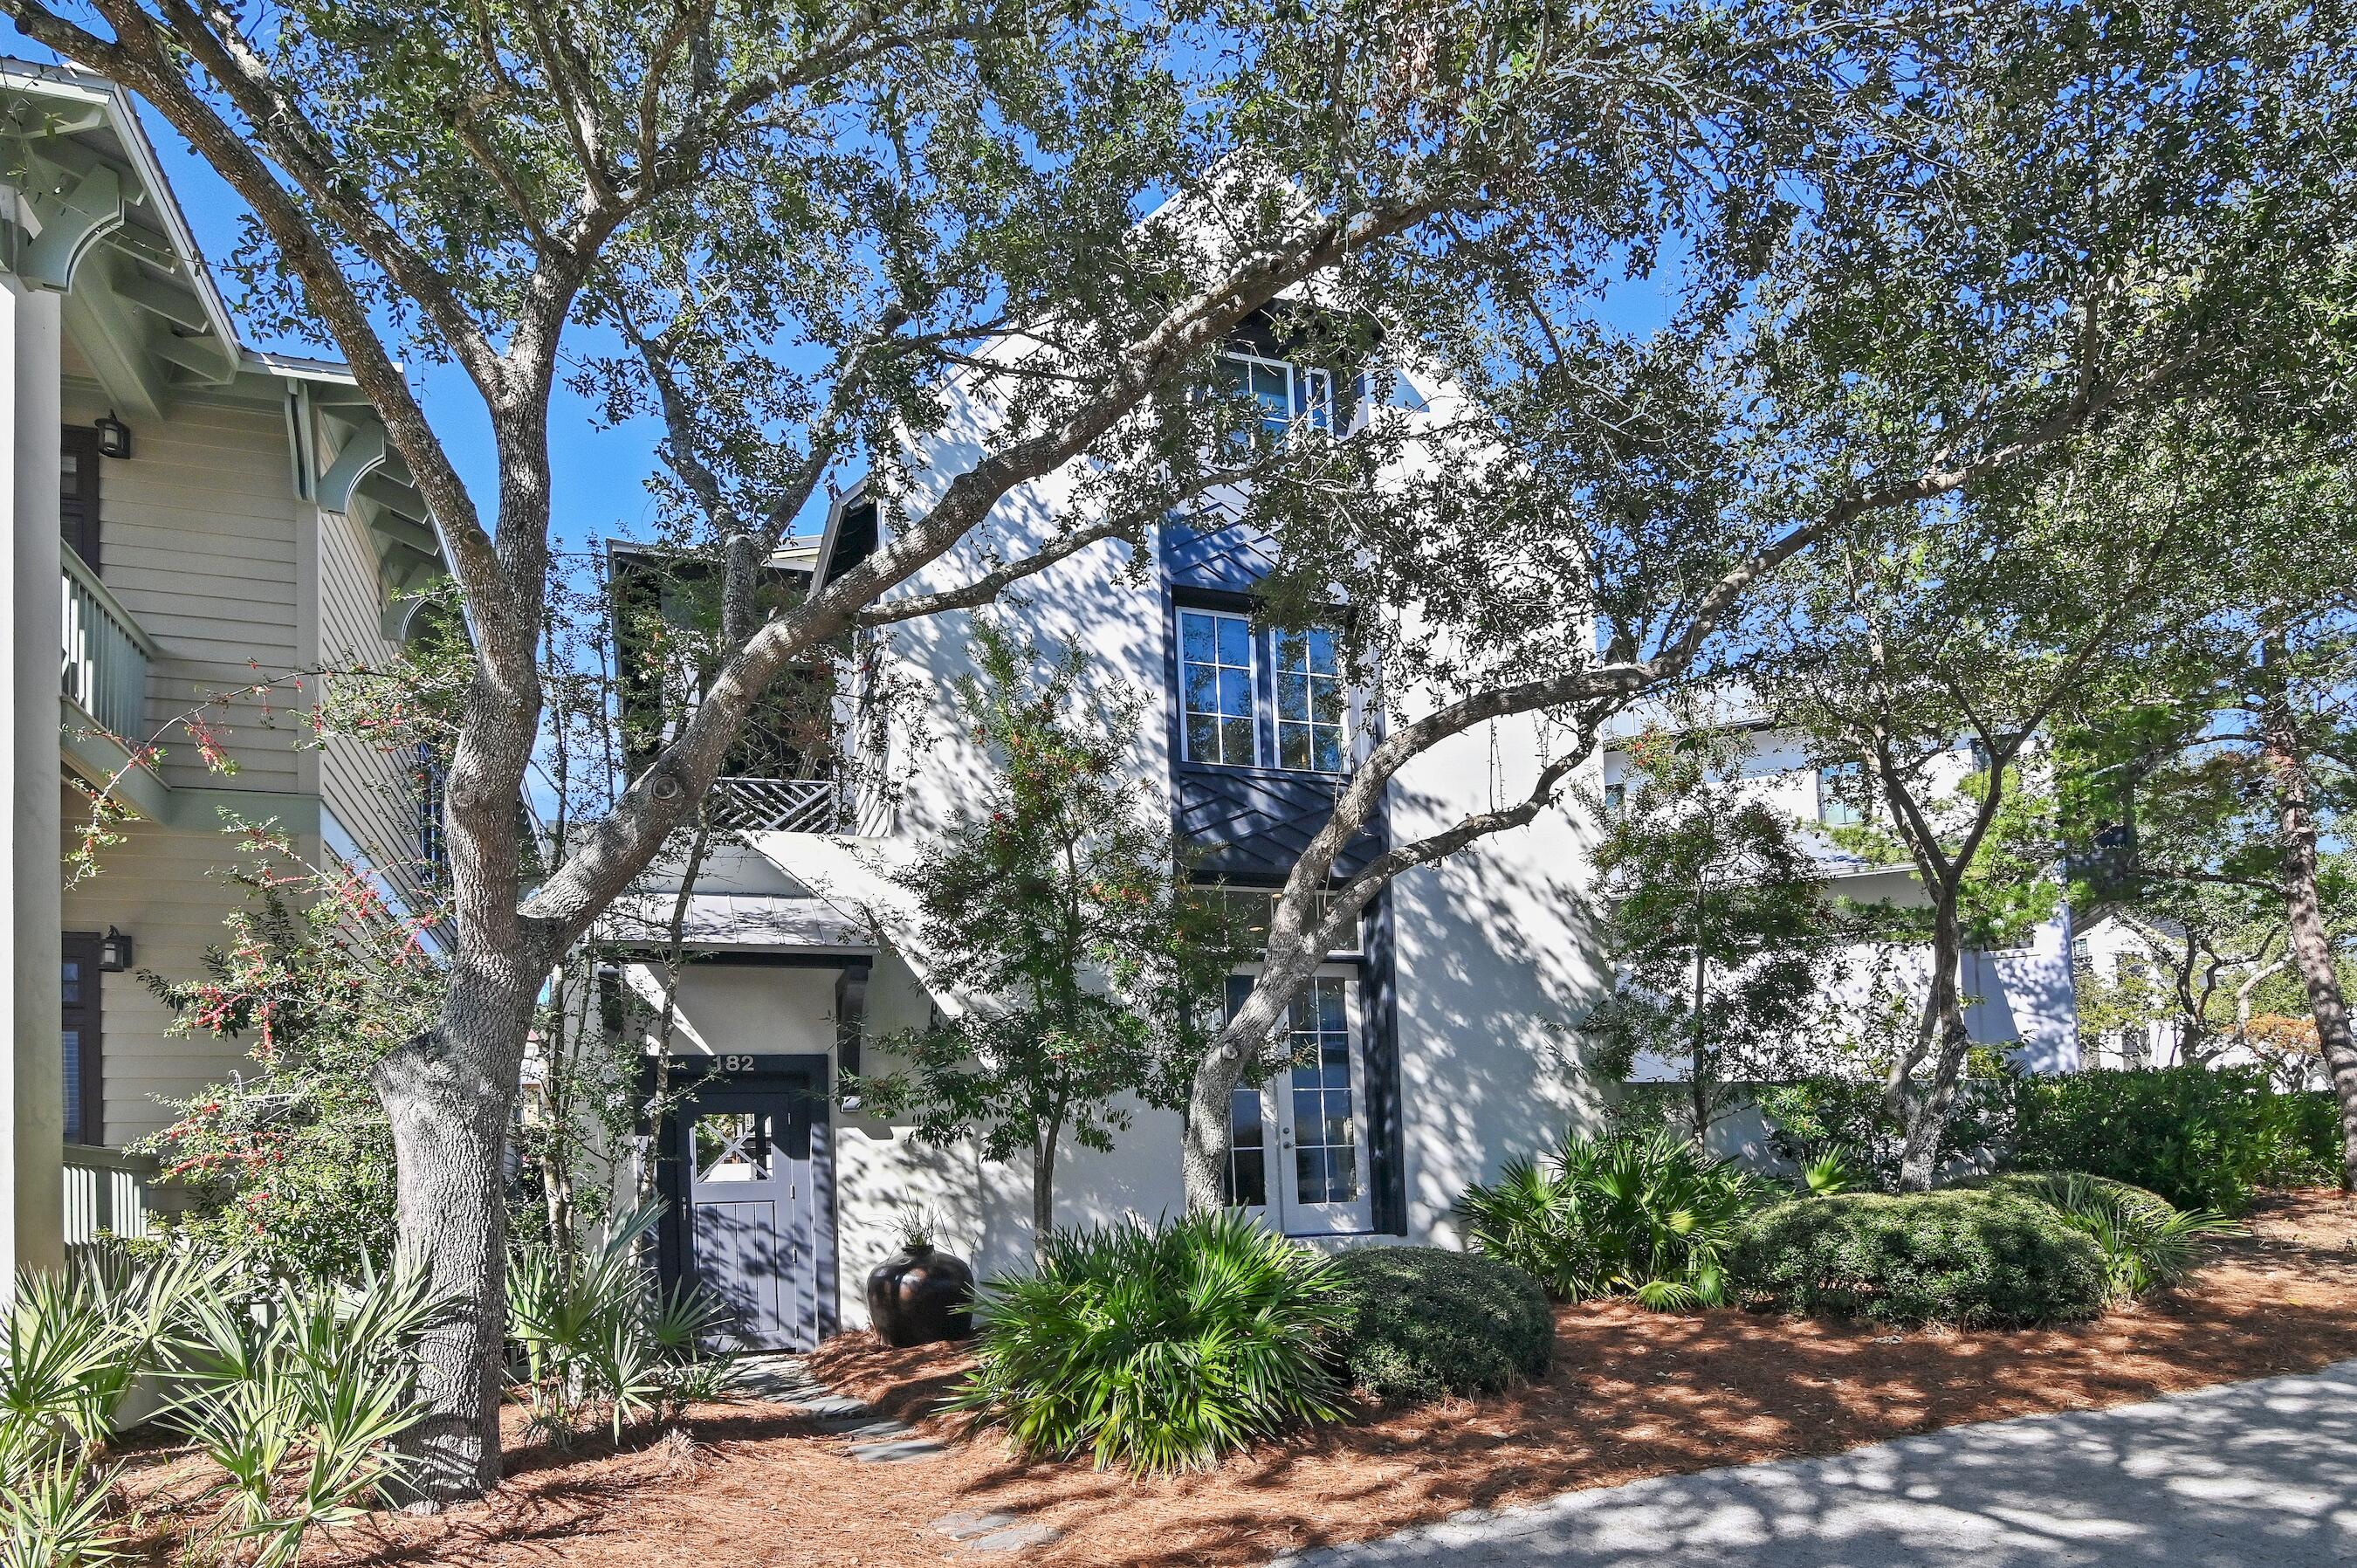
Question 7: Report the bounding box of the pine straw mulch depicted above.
[115,1187,2357,1568]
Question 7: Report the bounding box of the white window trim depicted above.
[1220,349,1335,438]
[1271,625,1350,775]
[1178,607,1261,767]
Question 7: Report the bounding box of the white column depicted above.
[0,276,65,1276]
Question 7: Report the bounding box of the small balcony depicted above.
[60,547,155,749]
[62,1143,161,1251]
[707,774,847,834]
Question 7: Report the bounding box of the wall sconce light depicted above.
[93,411,132,459]
[98,926,133,973]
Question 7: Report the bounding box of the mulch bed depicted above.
[118,1188,2357,1567]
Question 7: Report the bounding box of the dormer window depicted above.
[1215,351,1334,444]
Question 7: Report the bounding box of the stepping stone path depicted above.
[929,1511,1065,1555]
[735,1353,941,1460]
[732,1355,1063,1551]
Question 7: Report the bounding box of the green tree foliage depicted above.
[856,626,1243,1254]
[1587,722,1838,1141]
[2047,414,2357,1185]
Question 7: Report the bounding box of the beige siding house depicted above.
[0,61,445,1271]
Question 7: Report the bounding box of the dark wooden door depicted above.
[676,1076,819,1351]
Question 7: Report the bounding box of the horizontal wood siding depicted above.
[316,500,428,901]
[60,789,320,1148]
[63,384,309,794]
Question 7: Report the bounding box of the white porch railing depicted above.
[709,775,843,833]
[63,1143,157,1246]
[61,549,157,745]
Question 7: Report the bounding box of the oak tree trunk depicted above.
[1893,895,1971,1192]
[373,946,540,1501]
[2260,683,2357,1192]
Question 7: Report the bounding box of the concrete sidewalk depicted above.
[1277,1358,2357,1567]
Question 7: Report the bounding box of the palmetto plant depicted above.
[1801,1148,1859,1197]
[0,1247,216,1563]
[505,1207,739,1442]
[0,1449,125,1568]
[2001,1173,2241,1298]
[169,1257,447,1568]
[953,1209,1346,1474]
[1456,1128,1763,1307]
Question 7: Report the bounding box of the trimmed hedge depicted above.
[2008,1066,2333,1214]
[1734,1189,2109,1327]
[1326,1247,1553,1406]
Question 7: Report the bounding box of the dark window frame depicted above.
[61,929,104,1146]
[60,425,101,571]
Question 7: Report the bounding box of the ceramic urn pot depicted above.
[865,1241,976,1346]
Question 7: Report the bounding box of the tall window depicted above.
[1818,760,1866,828]
[61,932,101,1146]
[1285,977,1359,1205]
[1273,627,1346,773]
[1178,609,1257,766]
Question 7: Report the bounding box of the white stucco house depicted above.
[599,316,1610,1349]
[1597,700,2082,1087]
[0,60,445,1279]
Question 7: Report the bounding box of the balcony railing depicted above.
[63,1143,159,1248]
[60,549,156,746]
[708,775,844,833]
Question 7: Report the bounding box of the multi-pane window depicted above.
[1286,977,1359,1205]
[1214,352,1335,449]
[1177,610,1351,774]
[1274,628,1347,773]
[1178,609,1257,766]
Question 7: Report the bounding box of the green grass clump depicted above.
[953,1210,1345,1473]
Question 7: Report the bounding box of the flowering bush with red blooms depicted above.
[134,829,447,1282]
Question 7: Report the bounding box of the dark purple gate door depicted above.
[679,1079,818,1351]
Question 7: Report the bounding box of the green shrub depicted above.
[953,1210,1345,1473]
[1976,1173,2239,1298]
[1755,1074,2012,1191]
[1325,1248,1551,1407]
[2008,1067,2329,1214]
[2269,1091,2344,1187]
[1734,1189,2109,1327]
[1455,1128,1760,1308]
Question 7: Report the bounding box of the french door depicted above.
[1227,968,1374,1236]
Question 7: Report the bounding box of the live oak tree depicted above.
[4,0,1821,1496]
[1173,0,2357,1208]
[1764,432,2253,1191]
[2067,444,2357,1186]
